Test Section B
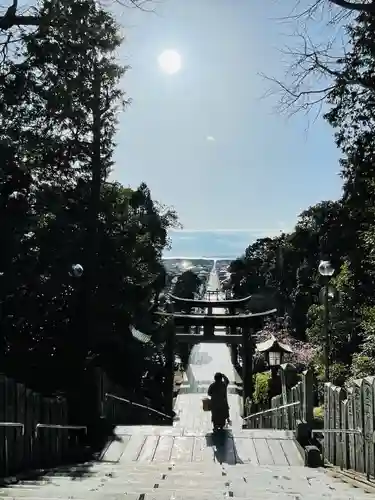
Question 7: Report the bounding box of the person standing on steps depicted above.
[208,372,230,431]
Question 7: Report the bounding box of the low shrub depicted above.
[253,371,271,405]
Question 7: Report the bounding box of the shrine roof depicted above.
[256,334,293,353]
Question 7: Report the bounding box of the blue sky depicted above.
[107,0,343,245]
[17,0,346,255]
[13,0,346,259]
[20,0,345,258]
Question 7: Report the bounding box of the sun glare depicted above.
[158,50,182,74]
[181,260,192,270]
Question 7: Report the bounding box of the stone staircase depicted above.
[1,434,373,499]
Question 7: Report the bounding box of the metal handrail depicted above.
[243,401,300,421]
[0,422,25,435]
[312,428,362,436]
[35,424,87,438]
[105,393,173,420]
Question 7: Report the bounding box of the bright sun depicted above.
[158,50,182,75]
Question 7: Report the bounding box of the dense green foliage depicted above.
[172,270,202,302]
[230,9,375,385]
[169,270,204,366]
[0,0,178,416]
[252,371,272,406]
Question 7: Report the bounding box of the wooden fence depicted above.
[323,377,375,478]
[0,368,136,478]
[0,368,171,479]
[96,368,135,423]
[270,367,314,430]
[244,365,314,430]
[96,368,172,425]
[0,373,87,478]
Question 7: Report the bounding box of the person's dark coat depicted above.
[208,374,229,423]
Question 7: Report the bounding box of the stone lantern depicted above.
[256,334,293,377]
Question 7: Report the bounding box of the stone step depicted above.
[54,461,311,473]
[0,496,359,500]
[108,487,367,499]
[1,484,367,500]
[180,429,296,439]
[27,471,228,483]
[48,461,226,472]
[20,476,347,492]
[0,496,366,500]
[49,462,307,475]
[12,472,365,498]
[113,425,296,439]
[99,435,303,466]
[9,469,319,486]
[3,468,370,497]
[1,447,372,499]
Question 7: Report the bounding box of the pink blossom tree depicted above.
[256,324,316,369]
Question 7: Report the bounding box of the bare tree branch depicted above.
[295,0,375,16]
[0,15,39,29]
[264,9,375,118]
[261,33,340,116]
[261,72,334,117]
[114,0,156,11]
[0,0,40,30]
[0,2,36,67]
[0,0,157,68]
[262,0,375,120]
[97,0,158,13]
[0,0,157,34]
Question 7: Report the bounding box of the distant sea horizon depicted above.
[164,230,254,260]
[162,255,237,260]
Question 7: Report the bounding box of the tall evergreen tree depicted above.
[0,1,180,410]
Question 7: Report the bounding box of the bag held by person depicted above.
[202,397,211,412]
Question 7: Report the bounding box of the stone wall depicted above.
[323,377,375,477]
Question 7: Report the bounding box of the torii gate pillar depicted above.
[241,325,254,412]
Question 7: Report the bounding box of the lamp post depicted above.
[318,260,335,382]
[268,349,282,369]
[69,263,84,346]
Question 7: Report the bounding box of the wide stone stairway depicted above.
[1,271,372,499]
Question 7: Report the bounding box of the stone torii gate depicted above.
[156,295,276,416]
[168,293,252,318]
